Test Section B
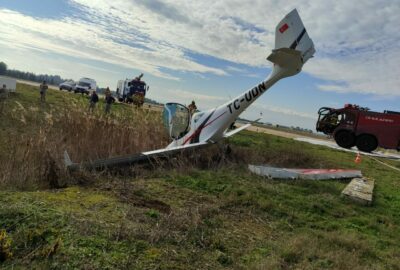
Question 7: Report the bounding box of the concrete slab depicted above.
[248,165,298,179]
[341,178,374,205]
[248,164,362,180]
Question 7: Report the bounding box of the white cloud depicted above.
[226,66,247,73]
[169,89,226,102]
[254,103,315,120]
[0,8,227,81]
[305,49,400,96]
[152,86,315,119]
[148,88,228,110]
[1,0,399,96]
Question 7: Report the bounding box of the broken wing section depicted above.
[65,142,209,172]
[224,124,251,138]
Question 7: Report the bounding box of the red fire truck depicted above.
[316,104,400,152]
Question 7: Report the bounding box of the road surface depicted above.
[17,79,59,90]
[295,137,400,160]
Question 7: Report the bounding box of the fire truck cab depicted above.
[116,73,149,107]
[316,104,400,152]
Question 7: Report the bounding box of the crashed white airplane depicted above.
[65,9,315,171]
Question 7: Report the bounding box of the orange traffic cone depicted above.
[355,152,361,164]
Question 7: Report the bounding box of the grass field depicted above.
[0,84,400,269]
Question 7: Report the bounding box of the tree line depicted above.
[0,61,69,86]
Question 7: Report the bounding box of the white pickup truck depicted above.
[74,77,97,95]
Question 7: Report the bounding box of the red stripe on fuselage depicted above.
[203,111,226,128]
[182,111,227,145]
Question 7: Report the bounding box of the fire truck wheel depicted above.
[334,130,355,149]
[356,134,378,153]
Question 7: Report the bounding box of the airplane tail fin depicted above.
[267,9,315,75]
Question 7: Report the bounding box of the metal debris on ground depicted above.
[341,177,374,205]
[248,164,362,180]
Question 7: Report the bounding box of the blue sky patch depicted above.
[1,0,399,130]
[0,0,80,19]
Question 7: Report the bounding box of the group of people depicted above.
[36,80,198,116]
[88,87,115,114]
[38,80,115,114]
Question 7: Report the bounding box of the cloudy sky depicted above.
[0,0,399,130]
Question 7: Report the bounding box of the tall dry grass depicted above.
[0,95,319,190]
[58,102,169,162]
[0,98,169,190]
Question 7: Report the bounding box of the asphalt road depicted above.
[17,79,59,90]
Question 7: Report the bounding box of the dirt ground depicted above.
[16,79,59,90]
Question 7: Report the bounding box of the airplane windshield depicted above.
[78,82,91,87]
[162,103,190,139]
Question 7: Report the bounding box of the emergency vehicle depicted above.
[316,104,400,152]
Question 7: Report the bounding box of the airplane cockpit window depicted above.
[162,103,191,139]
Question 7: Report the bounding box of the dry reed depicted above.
[0,95,317,190]
[0,99,169,190]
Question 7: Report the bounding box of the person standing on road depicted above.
[104,87,115,114]
[88,90,99,113]
[39,80,48,103]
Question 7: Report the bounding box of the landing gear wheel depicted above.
[356,134,378,153]
[334,130,355,149]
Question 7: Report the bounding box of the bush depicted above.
[0,230,12,262]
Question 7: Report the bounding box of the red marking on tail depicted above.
[279,23,289,33]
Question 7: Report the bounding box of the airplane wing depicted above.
[65,141,209,172]
[224,124,251,138]
[65,123,252,172]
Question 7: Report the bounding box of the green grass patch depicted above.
[0,83,399,269]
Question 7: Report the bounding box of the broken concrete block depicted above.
[341,178,374,206]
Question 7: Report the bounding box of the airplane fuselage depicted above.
[167,66,294,148]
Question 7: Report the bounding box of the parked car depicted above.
[59,80,76,91]
[75,78,97,95]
